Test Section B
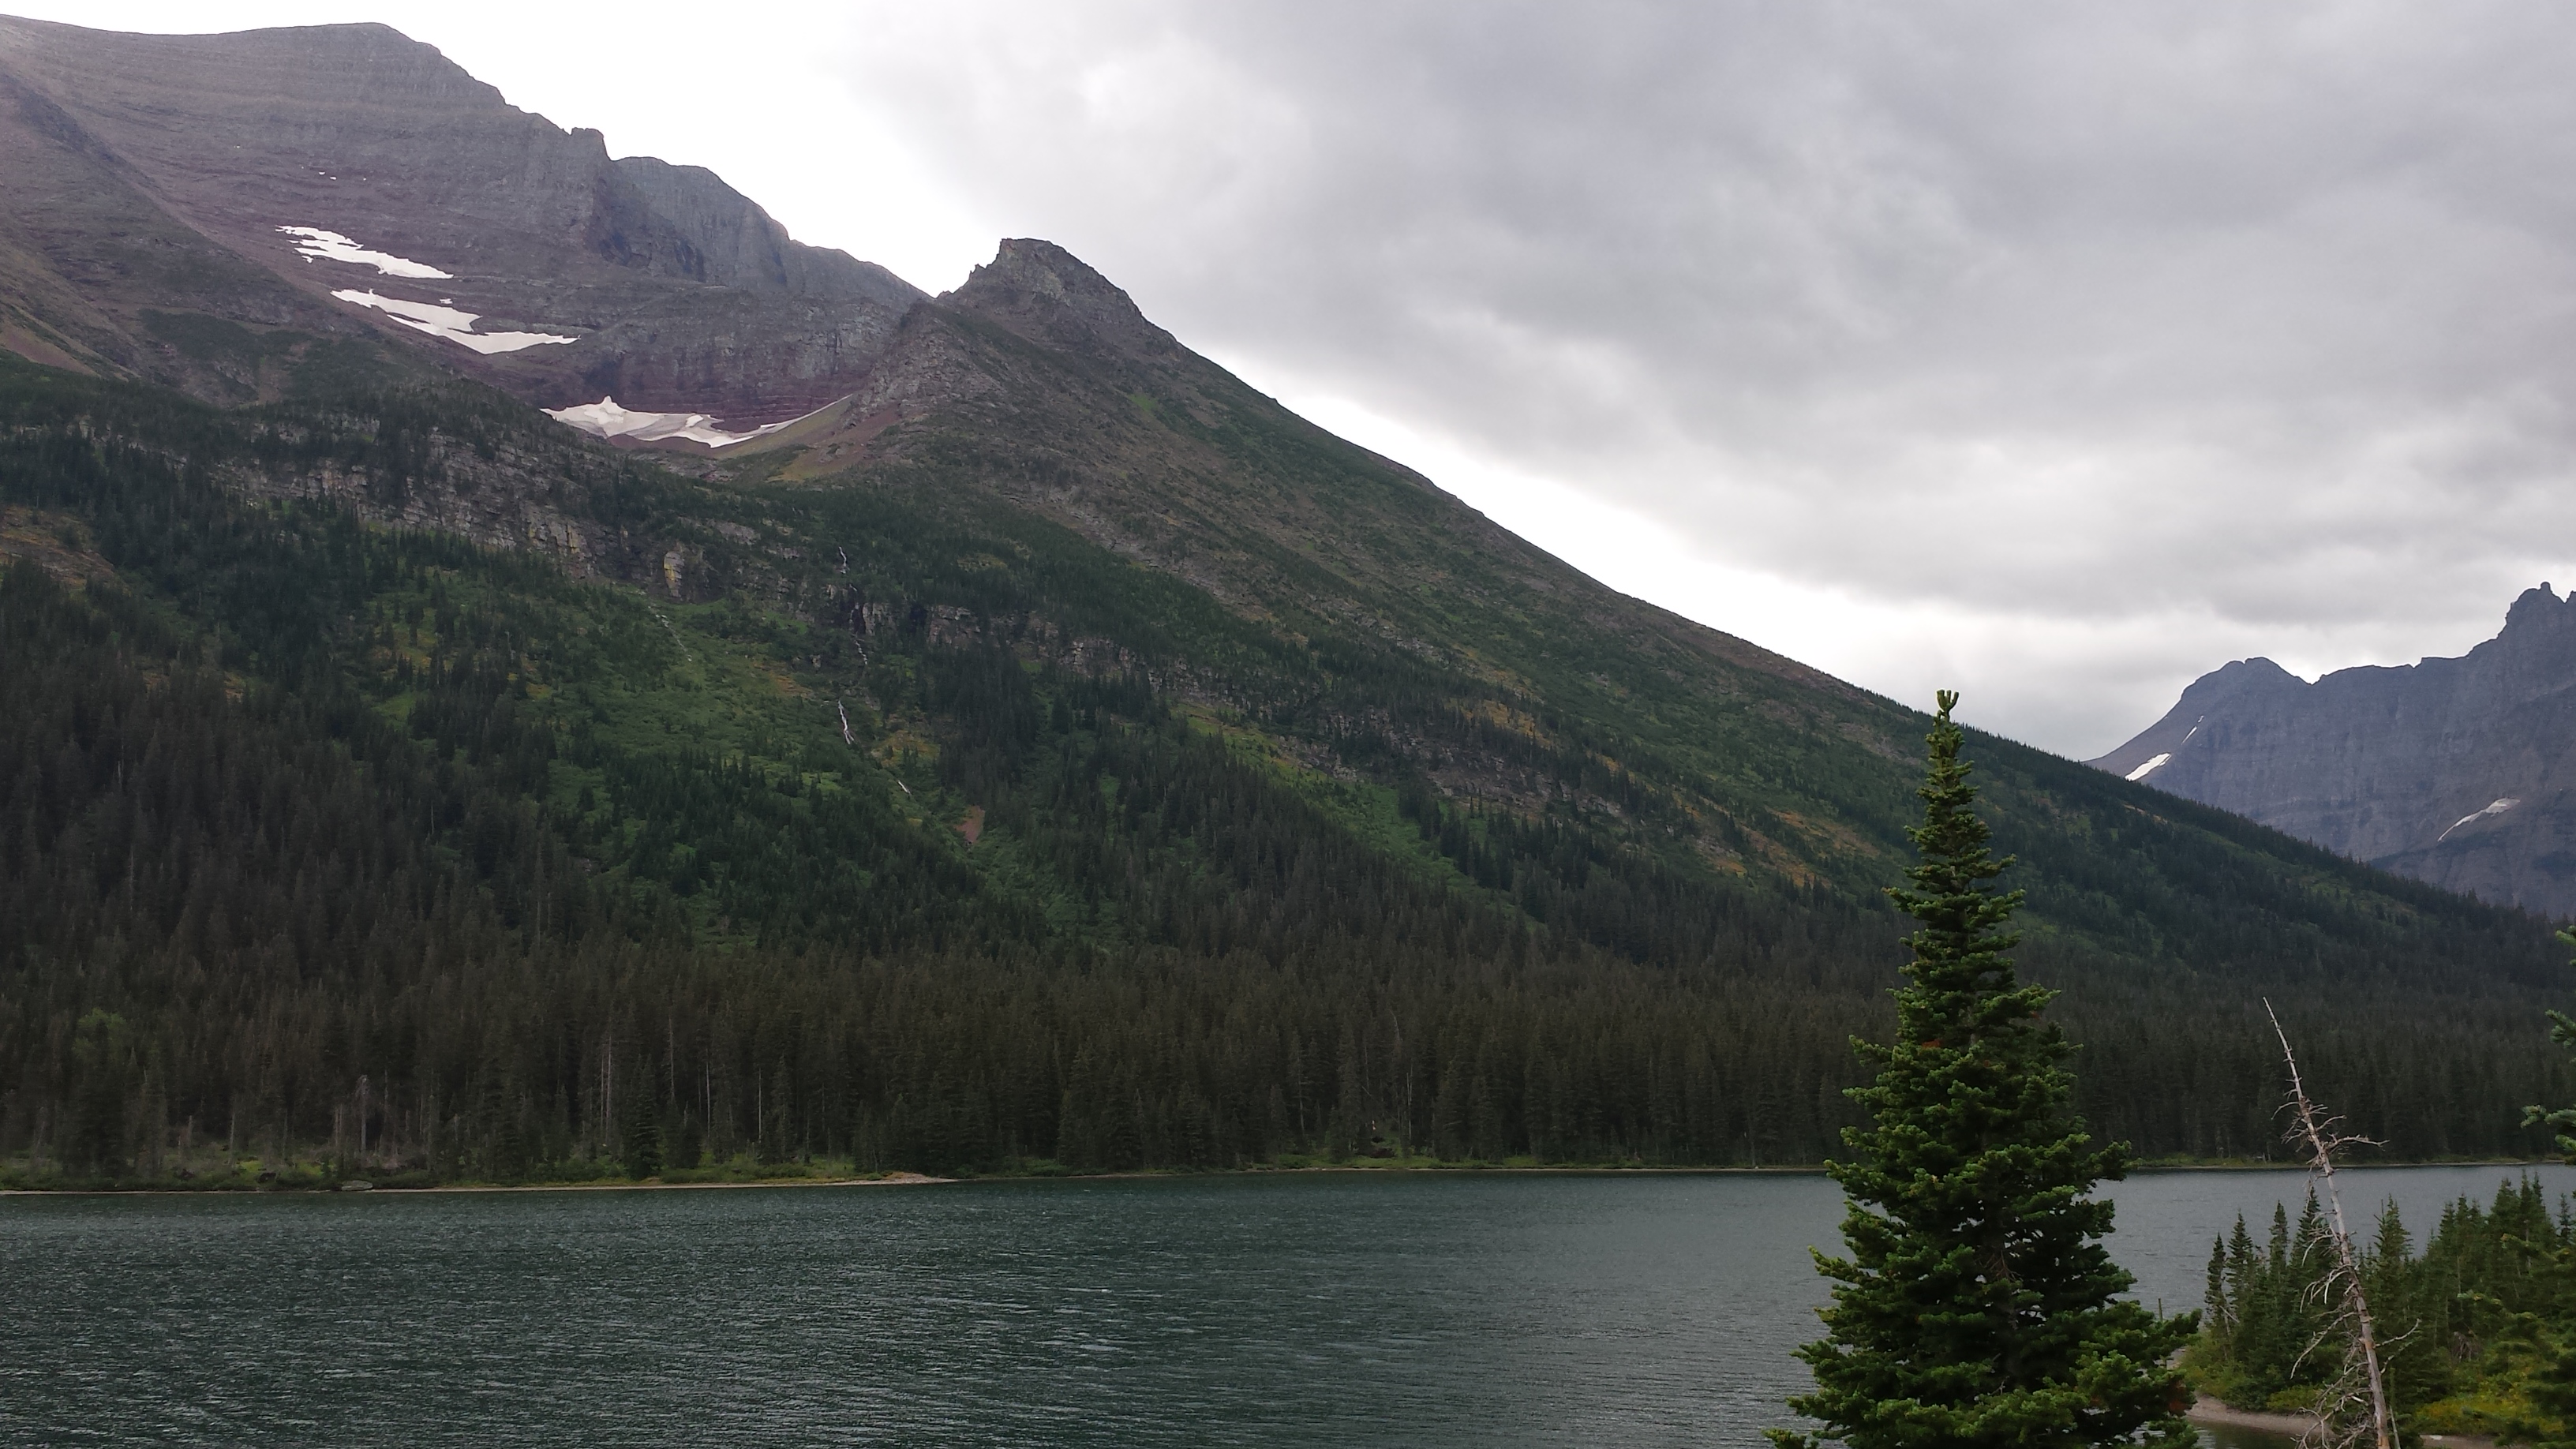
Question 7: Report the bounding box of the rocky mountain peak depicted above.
[2176,656,2304,706]
[945,238,1181,362]
[2091,582,2576,915]
[2498,582,2576,645]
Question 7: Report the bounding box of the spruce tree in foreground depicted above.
[2525,927,2576,1163]
[1772,692,2196,1448]
[2512,931,2576,1446]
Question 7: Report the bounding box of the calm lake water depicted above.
[6,1165,2569,1447]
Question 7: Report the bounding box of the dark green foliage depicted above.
[66,1010,131,1178]
[2529,927,2576,1161]
[2526,1317,2576,1449]
[2507,938,2576,1446]
[1777,695,2194,1447]
[2191,1200,2338,1412]
[0,551,1878,1177]
[623,1106,664,1181]
[0,356,2567,1185]
[2191,1179,2575,1443]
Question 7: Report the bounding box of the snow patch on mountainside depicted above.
[2437,797,2520,842]
[278,227,451,279]
[330,290,576,354]
[544,395,823,449]
[2125,753,2172,781]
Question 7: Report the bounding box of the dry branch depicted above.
[2263,998,2394,1449]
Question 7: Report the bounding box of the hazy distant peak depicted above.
[2181,656,2305,698]
[2089,580,2576,913]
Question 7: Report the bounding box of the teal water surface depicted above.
[6,1165,2567,1446]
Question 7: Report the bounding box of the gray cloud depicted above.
[811,2,2576,753]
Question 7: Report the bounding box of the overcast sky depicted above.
[23,2,2576,755]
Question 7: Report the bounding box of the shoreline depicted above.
[0,1171,953,1197]
[3,1157,2564,1197]
[402,1172,954,1193]
[2185,1398,2315,1435]
[2183,1399,2499,1449]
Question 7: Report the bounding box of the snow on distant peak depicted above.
[544,396,818,450]
[278,227,450,279]
[2125,753,2172,782]
[330,290,575,354]
[2438,797,2522,843]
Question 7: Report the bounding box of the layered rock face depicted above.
[0,16,919,420]
[2091,586,2576,915]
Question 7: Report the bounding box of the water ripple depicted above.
[4,1166,2566,1446]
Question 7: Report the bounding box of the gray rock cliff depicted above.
[2090,586,2576,915]
[0,16,924,421]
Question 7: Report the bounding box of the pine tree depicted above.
[623,1104,665,1181]
[2203,1231,2233,1346]
[66,1010,132,1178]
[2524,927,2576,1161]
[1773,692,2196,1447]
[2510,934,2576,1446]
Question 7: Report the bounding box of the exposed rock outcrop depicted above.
[2091,586,2576,915]
[612,156,914,305]
[947,238,1186,363]
[0,15,922,421]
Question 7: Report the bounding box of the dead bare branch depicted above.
[2264,998,2394,1449]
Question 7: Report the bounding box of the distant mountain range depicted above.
[1,15,2565,1177]
[2091,586,2576,918]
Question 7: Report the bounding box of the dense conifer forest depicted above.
[2190,1178,2574,1442]
[1,356,2569,1185]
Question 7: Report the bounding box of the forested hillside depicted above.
[0,345,2567,1185]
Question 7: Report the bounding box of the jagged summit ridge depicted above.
[2091,584,2576,914]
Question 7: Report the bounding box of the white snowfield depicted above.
[330,290,577,354]
[2438,797,2521,843]
[277,226,451,279]
[544,395,820,450]
[2125,753,2172,781]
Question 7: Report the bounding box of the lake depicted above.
[5,1165,2569,1446]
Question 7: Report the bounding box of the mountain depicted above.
[0,15,918,422]
[1,19,2568,1183]
[2091,586,2576,917]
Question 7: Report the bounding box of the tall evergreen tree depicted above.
[1773,692,2196,1447]
[2526,927,2576,1161]
[2513,933,2576,1446]
[623,1099,665,1181]
[66,1010,131,1178]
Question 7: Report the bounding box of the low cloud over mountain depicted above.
[806,2,2576,753]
